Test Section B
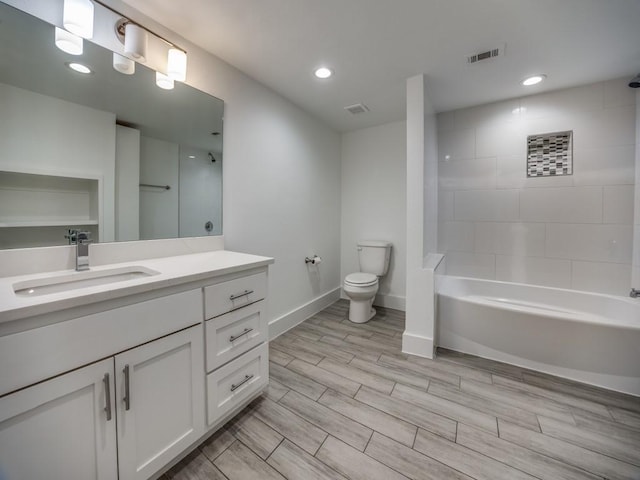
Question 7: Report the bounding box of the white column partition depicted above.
[403,74,440,358]
[632,90,640,292]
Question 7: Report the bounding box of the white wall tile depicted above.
[520,186,603,224]
[438,191,454,221]
[436,79,637,297]
[437,111,455,133]
[495,255,571,288]
[573,146,635,186]
[439,157,496,190]
[546,224,633,263]
[438,128,475,161]
[475,121,525,158]
[438,221,475,252]
[474,222,546,256]
[603,186,634,224]
[571,261,631,296]
[520,83,603,119]
[454,99,520,131]
[497,155,574,189]
[445,252,495,279]
[454,190,519,222]
[603,77,637,108]
[579,105,636,149]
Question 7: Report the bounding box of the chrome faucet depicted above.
[65,229,92,271]
[631,288,640,299]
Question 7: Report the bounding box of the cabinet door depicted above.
[115,325,205,480]
[0,358,117,480]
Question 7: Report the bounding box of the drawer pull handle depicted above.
[123,364,131,411]
[103,373,112,421]
[229,328,253,342]
[230,374,254,392]
[229,289,254,301]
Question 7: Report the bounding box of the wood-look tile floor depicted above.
[165,300,640,480]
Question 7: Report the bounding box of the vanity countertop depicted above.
[0,250,274,324]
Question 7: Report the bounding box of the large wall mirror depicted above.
[0,2,224,249]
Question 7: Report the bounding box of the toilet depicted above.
[343,240,392,323]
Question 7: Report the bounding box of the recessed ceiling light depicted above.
[521,74,546,86]
[66,62,92,74]
[314,67,333,79]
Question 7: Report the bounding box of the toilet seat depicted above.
[344,272,377,287]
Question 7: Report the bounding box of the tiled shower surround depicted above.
[437,78,636,295]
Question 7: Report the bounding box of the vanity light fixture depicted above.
[314,67,333,79]
[156,71,174,90]
[67,62,92,74]
[167,48,187,82]
[113,52,135,75]
[521,74,546,86]
[55,27,83,55]
[124,22,148,62]
[63,0,94,39]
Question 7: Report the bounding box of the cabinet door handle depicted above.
[229,328,253,342]
[103,373,112,421]
[230,374,254,392]
[123,364,131,411]
[229,290,254,301]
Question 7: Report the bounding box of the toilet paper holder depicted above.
[305,255,322,265]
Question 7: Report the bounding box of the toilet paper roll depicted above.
[312,255,322,265]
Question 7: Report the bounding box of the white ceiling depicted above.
[124,0,640,132]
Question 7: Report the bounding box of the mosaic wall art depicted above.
[526,130,573,177]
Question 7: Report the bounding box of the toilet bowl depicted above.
[343,272,379,323]
[343,240,392,323]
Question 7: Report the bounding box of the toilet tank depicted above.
[357,240,392,276]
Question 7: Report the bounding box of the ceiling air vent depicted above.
[466,43,506,65]
[344,103,369,115]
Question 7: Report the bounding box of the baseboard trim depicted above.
[269,287,341,340]
[402,332,434,359]
[339,293,406,312]
[374,293,406,311]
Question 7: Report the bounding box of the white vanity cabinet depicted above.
[116,325,205,480]
[204,271,269,426]
[0,250,273,480]
[0,325,204,480]
[0,358,118,480]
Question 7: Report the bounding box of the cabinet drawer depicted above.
[206,343,268,426]
[206,301,267,372]
[204,272,267,319]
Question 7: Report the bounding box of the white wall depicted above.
[0,82,116,242]
[105,0,342,331]
[437,78,636,296]
[115,125,140,242]
[139,136,180,240]
[403,74,439,359]
[341,121,406,310]
[179,147,223,237]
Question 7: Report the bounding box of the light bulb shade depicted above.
[55,27,83,55]
[167,48,187,82]
[113,52,135,75]
[124,23,148,62]
[63,0,94,39]
[156,72,174,90]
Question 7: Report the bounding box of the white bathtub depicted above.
[436,276,640,396]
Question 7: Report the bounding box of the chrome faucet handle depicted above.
[64,229,79,244]
[76,231,92,244]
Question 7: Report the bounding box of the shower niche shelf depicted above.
[0,171,100,230]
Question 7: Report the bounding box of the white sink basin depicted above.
[13,266,160,297]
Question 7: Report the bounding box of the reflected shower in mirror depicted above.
[0,2,223,249]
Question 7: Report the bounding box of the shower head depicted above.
[629,73,640,88]
[208,152,216,163]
